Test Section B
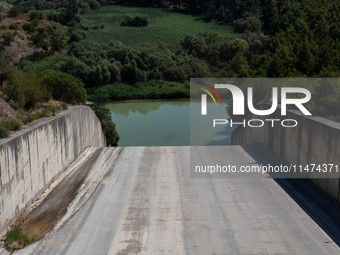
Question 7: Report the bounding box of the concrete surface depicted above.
[13,146,340,255]
[0,106,105,235]
[231,104,340,202]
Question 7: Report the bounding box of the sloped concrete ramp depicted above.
[14,146,340,255]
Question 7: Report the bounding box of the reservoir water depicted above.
[106,101,237,146]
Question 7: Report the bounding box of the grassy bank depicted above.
[80,5,235,46]
[87,80,190,101]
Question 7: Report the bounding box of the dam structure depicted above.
[1,106,340,255]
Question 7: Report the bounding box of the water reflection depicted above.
[106,101,190,146]
[106,100,236,147]
[106,101,190,117]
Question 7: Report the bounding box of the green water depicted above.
[106,101,237,146]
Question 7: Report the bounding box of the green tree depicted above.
[40,70,87,104]
[2,32,15,45]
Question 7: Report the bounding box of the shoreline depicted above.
[105,98,190,104]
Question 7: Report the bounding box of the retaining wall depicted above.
[231,104,340,202]
[0,106,105,235]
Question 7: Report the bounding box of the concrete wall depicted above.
[0,106,105,235]
[231,104,340,202]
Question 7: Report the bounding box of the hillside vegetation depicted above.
[80,5,235,46]
[0,0,340,134]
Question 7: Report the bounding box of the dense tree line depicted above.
[48,40,209,87]
[12,0,112,11]
[10,0,113,25]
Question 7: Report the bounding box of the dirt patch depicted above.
[0,2,12,15]
[0,13,65,62]
[6,31,44,62]
[0,96,17,119]
[4,148,104,252]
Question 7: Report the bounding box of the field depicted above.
[80,5,235,46]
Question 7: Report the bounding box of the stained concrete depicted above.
[11,146,340,255]
[231,104,340,202]
[0,106,105,235]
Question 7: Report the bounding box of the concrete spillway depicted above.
[10,145,340,255]
[1,105,340,254]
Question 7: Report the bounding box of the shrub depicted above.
[0,125,10,138]
[21,73,51,109]
[3,80,23,103]
[50,32,68,51]
[28,33,45,47]
[88,0,101,10]
[29,11,43,21]
[91,105,119,146]
[8,6,22,17]
[42,41,50,50]
[5,70,52,109]
[40,70,87,104]
[5,225,30,250]
[240,33,271,55]
[31,18,39,26]
[121,15,148,27]
[230,39,249,54]
[121,60,147,84]
[9,23,19,30]
[22,23,36,33]
[24,49,55,62]
[233,16,261,33]
[2,32,15,45]
[1,119,23,131]
[69,30,87,43]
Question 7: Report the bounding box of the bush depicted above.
[21,73,51,109]
[31,18,39,26]
[88,0,101,10]
[121,60,147,84]
[28,33,45,47]
[5,70,52,109]
[1,119,23,131]
[3,80,23,103]
[8,6,22,17]
[23,49,55,62]
[9,23,19,30]
[50,31,68,51]
[69,29,87,43]
[40,70,87,104]
[230,39,249,54]
[0,125,10,138]
[29,11,43,21]
[42,41,50,50]
[91,105,119,146]
[233,16,261,33]
[5,225,30,250]
[2,32,15,45]
[121,15,148,27]
[22,23,36,33]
